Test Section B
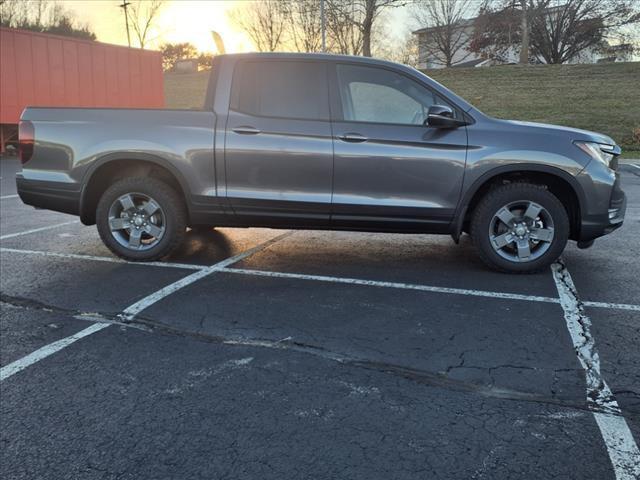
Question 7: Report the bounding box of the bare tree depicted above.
[470,1,521,61]
[374,32,420,66]
[288,0,324,52]
[128,0,164,49]
[328,0,407,57]
[1,0,95,40]
[229,0,289,52]
[412,0,475,67]
[475,0,639,64]
[528,0,639,64]
[0,0,24,27]
[326,0,364,54]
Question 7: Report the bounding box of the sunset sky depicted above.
[60,0,412,53]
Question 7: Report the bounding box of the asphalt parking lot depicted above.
[1,157,639,479]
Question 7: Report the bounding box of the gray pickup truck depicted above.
[16,53,625,273]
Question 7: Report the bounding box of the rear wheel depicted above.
[96,177,187,261]
[470,183,569,273]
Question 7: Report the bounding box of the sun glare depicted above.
[59,0,254,54]
[157,1,253,54]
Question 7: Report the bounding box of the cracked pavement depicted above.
[1,158,639,479]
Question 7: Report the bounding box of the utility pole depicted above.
[321,0,326,52]
[119,0,132,47]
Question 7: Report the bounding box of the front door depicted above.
[224,59,333,226]
[330,63,468,232]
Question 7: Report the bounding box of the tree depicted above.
[160,42,198,71]
[228,0,289,52]
[197,52,214,71]
[517,0,528,63]
[528,0,639,64]
[326,0,363,54]
[0,0,96,40]
[327,0,406,57]
[470,3,521,62]
[473,0,639,64]
[412,0,475,67]
[374,32,420,67]
[288,0,324,52]
[128,0,164,49]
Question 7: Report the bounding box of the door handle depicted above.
[232,126,261,135]
[339,133,368,143]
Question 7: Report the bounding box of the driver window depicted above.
[337,64,449,125]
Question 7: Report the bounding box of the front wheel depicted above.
[96,177,187,261]
[470,183,569,273]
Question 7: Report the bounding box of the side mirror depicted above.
[426,105,466,128]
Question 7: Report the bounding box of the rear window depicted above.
[230,60,329,121]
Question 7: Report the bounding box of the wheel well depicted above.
[464,171,582,239]
[81,159,186,225]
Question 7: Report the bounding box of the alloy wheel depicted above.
[488,200,555,263]
[107,192,166,251]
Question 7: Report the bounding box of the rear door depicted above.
[224,60,333,226]
[329,63,468,231]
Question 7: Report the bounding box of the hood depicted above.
[499,119,617,146]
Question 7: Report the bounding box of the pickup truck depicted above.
[16,53,626,273]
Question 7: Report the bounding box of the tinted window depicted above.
[336,64,454,125]
[231,61,329,120]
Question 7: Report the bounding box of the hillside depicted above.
[164,61,640,154]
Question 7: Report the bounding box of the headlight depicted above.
[574,141,615,167]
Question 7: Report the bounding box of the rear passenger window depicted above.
[231,61,329,121]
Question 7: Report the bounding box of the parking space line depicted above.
[0,323,110,381]
[551,261,640,480]
[222,267,640,313]
[1,194,19,200]
[0,220,79,240]
[0,232,291,382]
[120,232,291,321]
[0,247,204,270]
[3,244,638,312]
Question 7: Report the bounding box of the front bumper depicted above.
[578,172,626,241]
[16,175,81,216]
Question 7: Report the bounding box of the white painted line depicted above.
[0,247,204,271]
[0,194,19,200]
[0,232,290,382]
[582,300,640,312]
[551,261,640,480]
[0,323,110,381]
[0,220,79,240]
[2,245,638,312]
[630,163,640,171]
[222,267,640,312]
[120,232,291,321]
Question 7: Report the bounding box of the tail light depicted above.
[18,120,35,164]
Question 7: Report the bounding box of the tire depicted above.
[96,177,187,261]
[470,183,569,273]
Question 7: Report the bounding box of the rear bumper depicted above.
[16,175,80,216]
[578,173,626,241]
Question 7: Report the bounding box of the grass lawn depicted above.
[165,61,640,153]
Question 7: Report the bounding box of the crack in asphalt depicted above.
[1,293,634,417]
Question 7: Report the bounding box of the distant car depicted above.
[16,53,626,273]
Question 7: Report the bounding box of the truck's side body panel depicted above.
[16,52,624,244]
[19,108,221,220]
